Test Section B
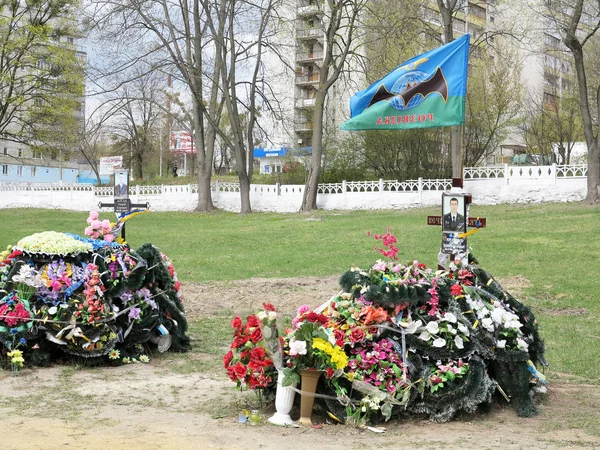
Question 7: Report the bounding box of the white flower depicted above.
[517,338,529,351]
[442,312,457,323]
[432,338,446,348]
[426,321,440,335]
[481,317,494,332]
[454,335,464,349]
[402,319,422,334]
[289,339,307,356]
[446,324,457,335]
[48,306,57,315]
[341,292,352,300]
[418,332,431,341]
[491,308,505,324]
[268,311,277,321]
[457,323,469,336]
[505,320,523,330]
[496,339,506,349]
[256,311,267,321]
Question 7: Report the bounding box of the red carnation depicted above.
[167,264,175,277]
[250,346,267,360]
[305,312,328,326]
[226,365,237,382]
[246,314,260,328]
[325,367,335,379]
[262,303,276,312]
[450,283,463,296]
[232,316,243,330]
[233,362,247,380]
[249,327,263,344]
[232,335,249,349]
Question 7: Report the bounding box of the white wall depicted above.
[0,164,587,213]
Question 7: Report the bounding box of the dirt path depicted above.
[2,277,599,450]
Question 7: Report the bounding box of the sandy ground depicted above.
[1,276,599,450]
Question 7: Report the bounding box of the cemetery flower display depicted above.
[273,228,547,425]
[282,305,348,386]
[0,223,190,371]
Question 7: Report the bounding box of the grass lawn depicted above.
[0,202,598,381]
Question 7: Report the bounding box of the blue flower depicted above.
[20,337,27,345]
[10,328,18,334]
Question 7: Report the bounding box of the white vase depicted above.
[268,369,297,426]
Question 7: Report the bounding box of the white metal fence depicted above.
[0,164,588,212]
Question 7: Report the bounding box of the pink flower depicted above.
[84,226,93,236]
[88,211,99,221]
[296,304,311,315]
[91,220,102,229]
[101,219,111,229]
[104,234,115,242]
[372,261,387,271]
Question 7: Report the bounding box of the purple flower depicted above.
[128,307,141,321]
[120,292,134,305]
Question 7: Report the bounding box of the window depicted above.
[2,165,8,175]
[32,150,41,159]
[17,165,23,176]
[18,149,22,157]
[67,37,74,45]
[32,166,37,177]
[2,147,7,155]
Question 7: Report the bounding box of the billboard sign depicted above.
[99,156,123,175]
[170,131,196,154]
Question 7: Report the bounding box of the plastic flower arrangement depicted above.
[224,311,275,407]
[84,211,115,242]
[282,304,348,386]
[427,359,470,393]
[16,231,93,255]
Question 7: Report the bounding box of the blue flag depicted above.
[341,34,470,130]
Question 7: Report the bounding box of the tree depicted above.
[0,0,83,150]
[108,73,163,180]
[202,0,285,213]
[463,46,524,166]
[300,0,366,212]
[551,0,600,202]
[89,0,288,212]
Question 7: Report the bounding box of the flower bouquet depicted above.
[282,304,348,386]
[224,309,275,409]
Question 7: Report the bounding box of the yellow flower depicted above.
[8,349,25,367]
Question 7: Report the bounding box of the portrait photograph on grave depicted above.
[442,194,466,232]
[114,170,129,199]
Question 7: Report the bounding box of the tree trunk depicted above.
[300,90,326,212]
[193,99,214,212]
[564,26,599,204]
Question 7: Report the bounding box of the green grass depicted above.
[1,202,599,381]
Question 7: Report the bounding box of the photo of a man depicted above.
[114,171,129,198]
[443,196,465,232]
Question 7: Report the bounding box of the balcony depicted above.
[296,27,323,40]
[297,5,321,17]
[295,98,316,109]
[296,51,323,64]
[295,120,313,133]
[295,73,320,86]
